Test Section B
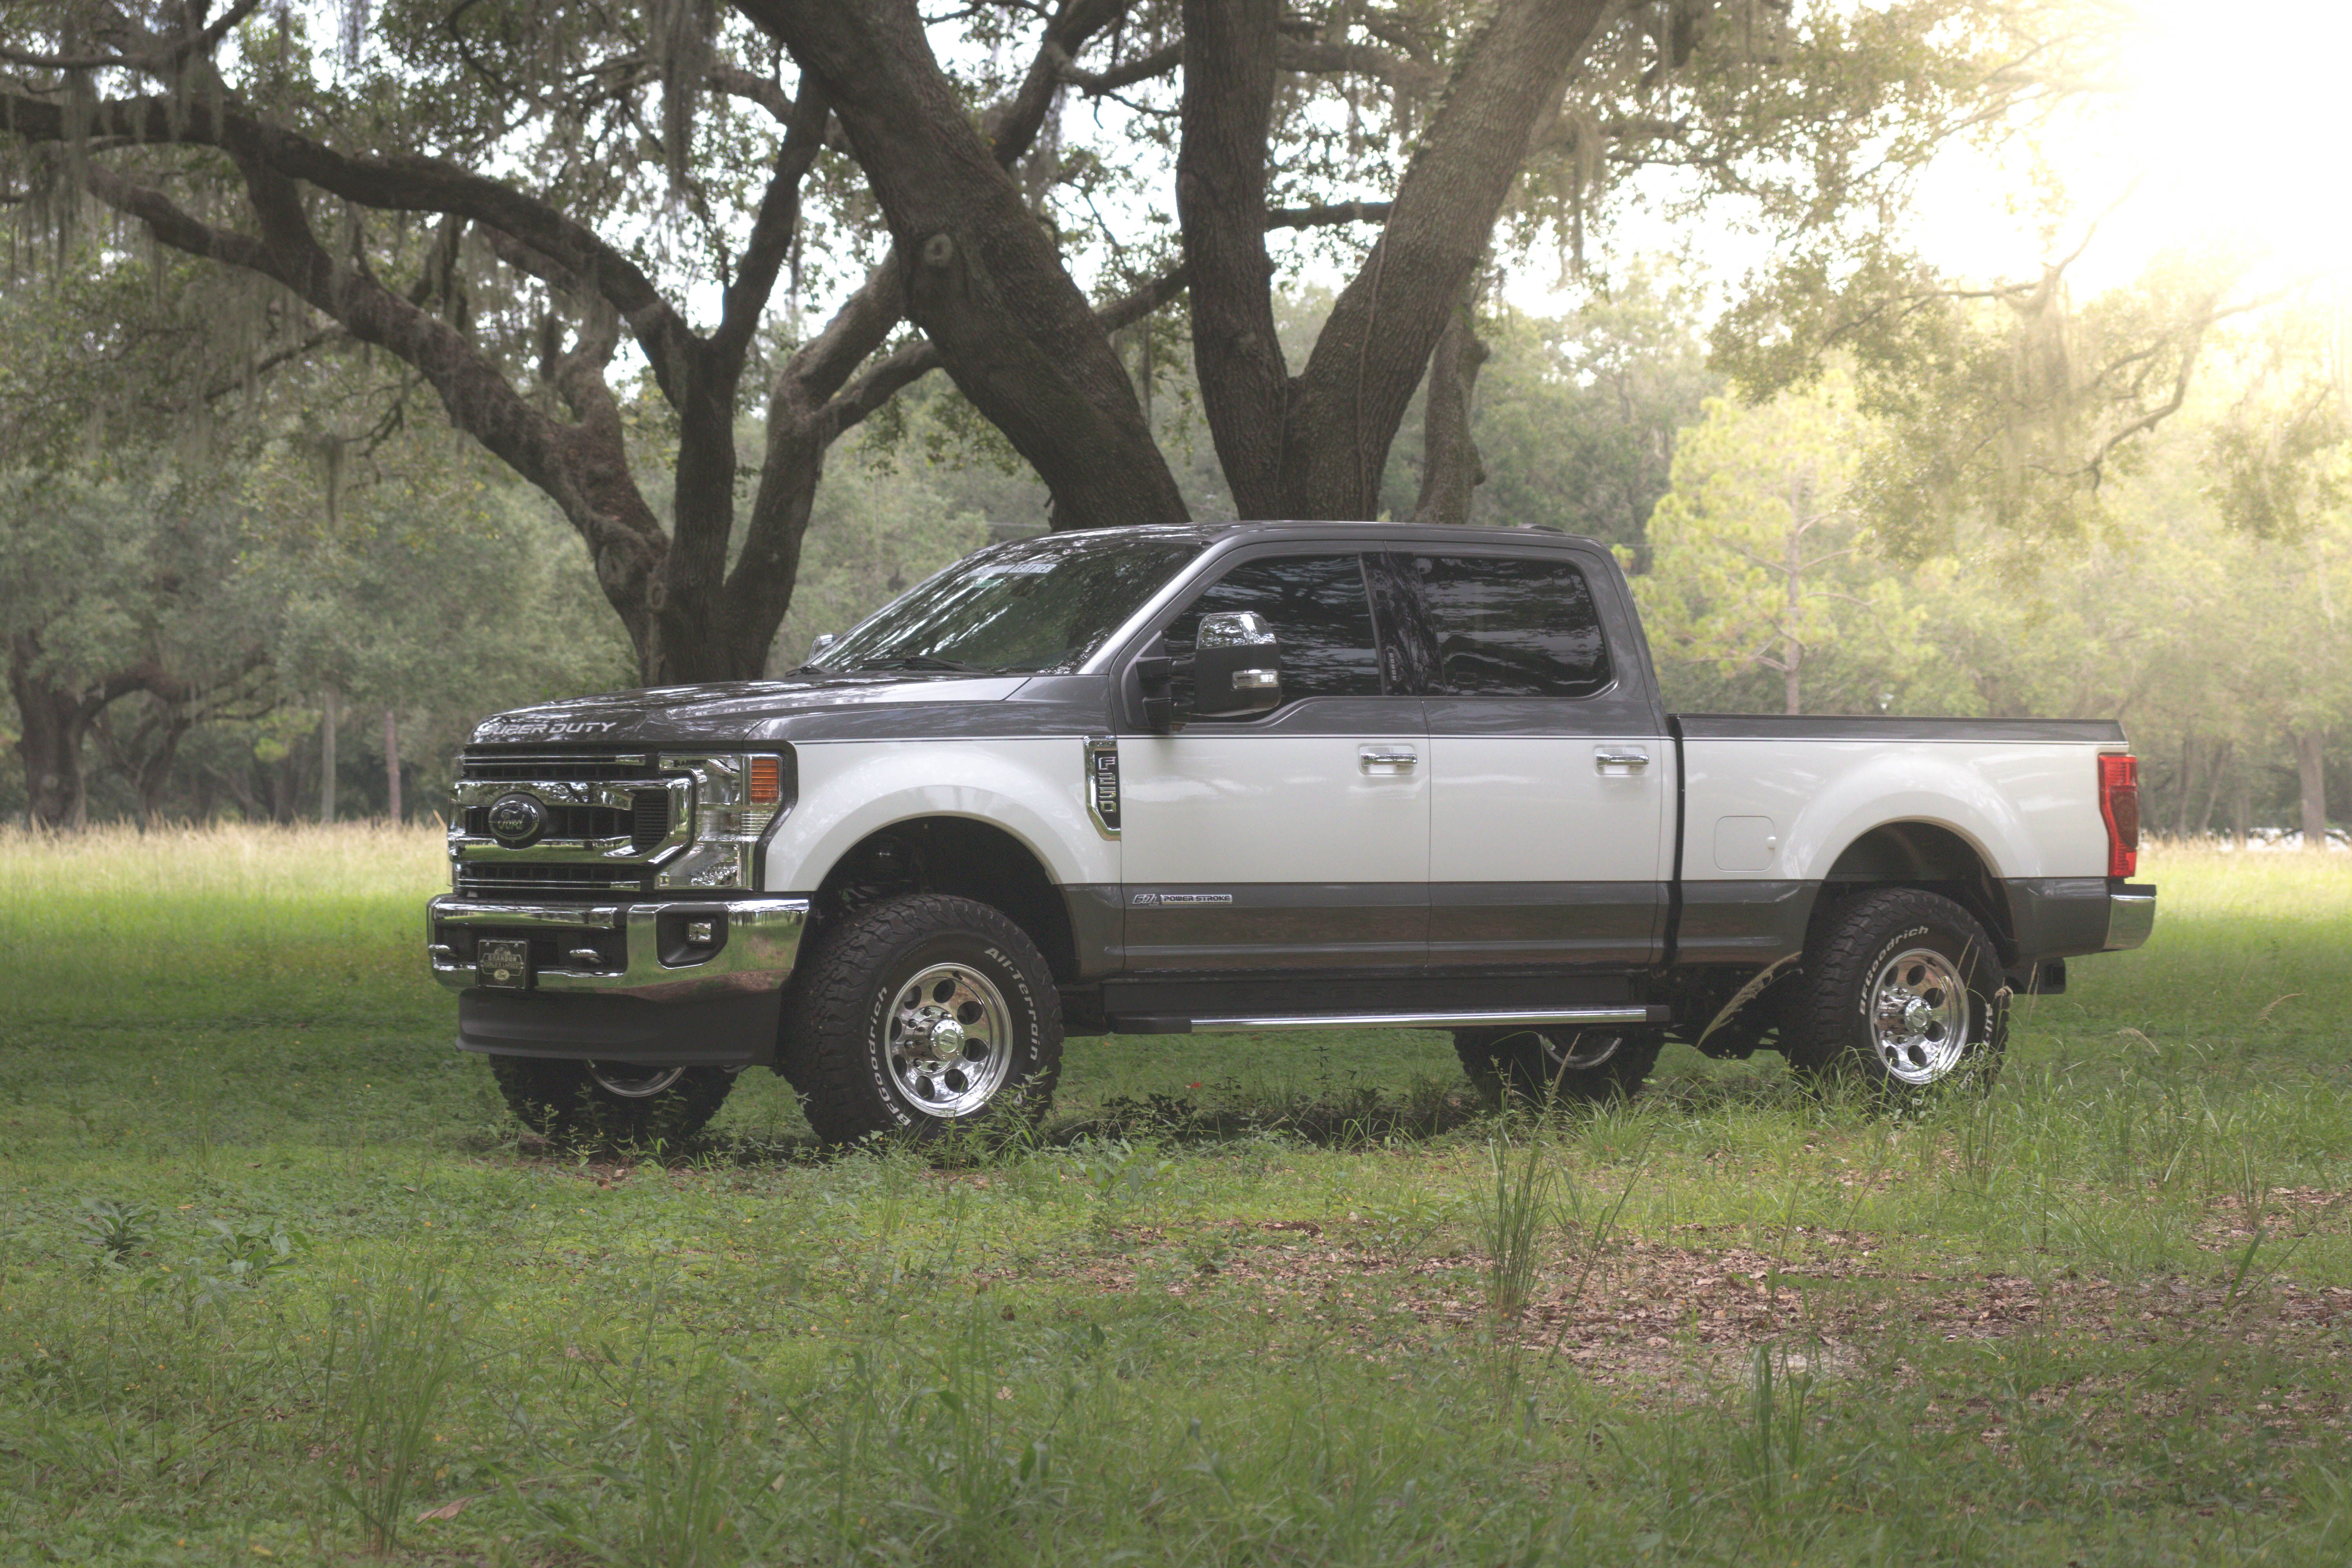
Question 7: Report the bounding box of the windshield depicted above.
[812,532,1203,675]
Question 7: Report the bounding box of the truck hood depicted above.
[467,671,1104,748]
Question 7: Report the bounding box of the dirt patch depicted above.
[981,1221,2352,1399]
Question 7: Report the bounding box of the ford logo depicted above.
[486,791,550,846]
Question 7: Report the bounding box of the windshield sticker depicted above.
[974,561,1058,575]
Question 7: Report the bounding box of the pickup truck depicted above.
[425,522,2155,1143]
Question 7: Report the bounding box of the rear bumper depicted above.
[2103,881,2156,951]
[2005,877,2156,960]
[426,895,809,1065]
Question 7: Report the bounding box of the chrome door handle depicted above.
[1593,746,1650,775]
[1359,746,1419,774]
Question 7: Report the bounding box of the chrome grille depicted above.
[458,750,655,782]
[455,862,648,900]
[457,788,670,848]
[448,748,690,900]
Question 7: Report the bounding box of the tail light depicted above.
[2098,753,2140,878]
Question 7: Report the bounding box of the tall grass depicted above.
[319,1268,469,1555]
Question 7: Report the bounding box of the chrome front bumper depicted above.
[2104,882,2157,951]
[426,895,811,1003]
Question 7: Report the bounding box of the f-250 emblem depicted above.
[486,792,550,846]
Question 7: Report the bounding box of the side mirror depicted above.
[1190,611,1282,717]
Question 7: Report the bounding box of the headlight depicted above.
[655,752,791,890]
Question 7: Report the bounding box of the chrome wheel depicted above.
[1869,947,1971,1085]
[588,1063,688,1098]
[1541,1031,1624,1071]
[887,963,1014,1118]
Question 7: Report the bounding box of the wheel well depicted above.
[1820,820,2014,962]
[810,817,1078,983]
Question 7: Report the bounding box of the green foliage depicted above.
[1634,373,1918,713]
[1455,270,1720,546]
[768,439,993,671]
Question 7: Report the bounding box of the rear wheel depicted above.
[488,1058,736,1145]
[1784,887,2005,1096]
[1454,1027,1662,1106]
[781,894,1062,1144]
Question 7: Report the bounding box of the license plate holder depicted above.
[476,938,531,990]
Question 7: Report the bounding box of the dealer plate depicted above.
[476,938,530,990]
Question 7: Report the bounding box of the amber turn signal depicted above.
[748,754,784,805]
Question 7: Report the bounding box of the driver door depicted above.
[1116,550,1428,971]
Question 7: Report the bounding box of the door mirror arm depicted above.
[1133,637,1174,732]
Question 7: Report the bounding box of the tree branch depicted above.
[1266,199,1392,230]
[1276,34,1447,98]
[713,82,833,369]
[1061,40,1181,96]
[0,90,702,400]
[0,0,262,73]
[985,0,1135,168]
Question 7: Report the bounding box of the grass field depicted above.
[2,826,2348,1565]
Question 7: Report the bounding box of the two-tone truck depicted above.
[425,522,2154,1142]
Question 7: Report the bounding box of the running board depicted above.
[1110,1006,1666,1036]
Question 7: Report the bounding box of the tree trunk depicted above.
[2294,726,2328,848]
[2173,731,2194,837]
[1414,291,1491,526]
[91,693,196,831]
[1272,0,1618,518]
[383,708,403,823]
[736,0,1190,530]
[2197,740,2230,837]
[1784,517,1803,715]
[2231,767,2251,849]
[320,688,339,825]
[8,639,93,831]
[1176,0,1287,519]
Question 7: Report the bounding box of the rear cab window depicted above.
[1390,553,1615,698]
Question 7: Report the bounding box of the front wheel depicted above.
[489,1058,737,1145]
[1784,887,2005,1096]
[781,893,1063,1144]
[1454,1027,1663,1106]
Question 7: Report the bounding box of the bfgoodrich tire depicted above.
[488,1058,736,1146]
[1454,1027,1663,1106]
[1784,887,2005,1096]
[780,894,1062,1145]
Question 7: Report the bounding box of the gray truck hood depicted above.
[467,672,1109,748]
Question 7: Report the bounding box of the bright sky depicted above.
[1880,0,2352,301]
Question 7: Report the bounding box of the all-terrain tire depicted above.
[1453,1027,1663,1107]
[780,893,1062,1144]
[488,1058,736,1146]
[1783,887,2005,1098]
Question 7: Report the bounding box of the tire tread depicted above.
[781,893,1062,1144]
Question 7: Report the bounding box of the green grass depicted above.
[3,826,2349,1564]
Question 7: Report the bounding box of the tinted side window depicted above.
[1164,554,1384,708]
[1411,555,1613,697]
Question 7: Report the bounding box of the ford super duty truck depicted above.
[425,522,2155,1142]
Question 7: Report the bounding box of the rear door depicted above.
[1117,549,1428,971]
[1403,548,1672,967]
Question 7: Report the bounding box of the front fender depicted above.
[760,737,1112,892]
